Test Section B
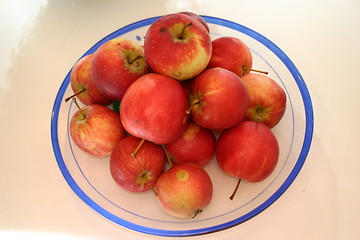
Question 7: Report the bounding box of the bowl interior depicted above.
[51,16,314,237]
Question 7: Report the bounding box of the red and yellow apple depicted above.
[69,104,126,157]
[91,38,150,101]
[207,36,253,77]
[110,136,165,193]
[241,73,287,128]
[155,162,213,219]
[144,13,212,81]
[187,67,248,130]
[68,54,111,105]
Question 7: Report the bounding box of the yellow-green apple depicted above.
[144,13,212,81]
[67,54,111,105]
[164,122,216,167]
[155,162,213,219]
[179,11,210,32]
[120,73,188,145]
[216,121,279,184]
[91,38,150,101]
[69,104,126,157]
[187,68,248,130]
[241,73,287,128]
[207,36,253,77]
[110,136,165,193]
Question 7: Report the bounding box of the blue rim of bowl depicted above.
[50,15,314,237]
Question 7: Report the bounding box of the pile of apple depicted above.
[67,12,287,219]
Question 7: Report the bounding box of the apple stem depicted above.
[131,138,146,157]
[256,107,263,120]
[242,66,268,75]
[162,145,173,168]
[185,106,193,115]
[147,182,159,196]
[128,55,143,65]
[139,172,159,196]
[64,88,86,102]
[229,178,242,200]
[192,208,203,219]
[178,22,193,40]
[185,99,200,114]
[71,97,86,119]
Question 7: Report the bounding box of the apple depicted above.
[164,122,216,167]
[187,67,248,130]
[179,11,210,32]
[216,121,279,184]
[120,73,188,145]
[207,36,253,77]
[69,102,127,157]
[144,13,212,81]
[110,136,165,193]
[91,38,150,101]
[241,73,287,128]
[66,54,111,106]
[155,162,213,219]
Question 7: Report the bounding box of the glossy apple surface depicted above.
[70,104,126,157]
[207,36,252,77]
[144,13,212,81]
[155,162,213,219]
[69,54,111,105]
[188,68,248,130]
[110,136,165,192]
[241,73,287,128]
[91,38,150,101]
[216,121,279,182]
[164,122,216,166]
[120,73,188,145]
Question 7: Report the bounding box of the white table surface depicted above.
[1,0,359,239]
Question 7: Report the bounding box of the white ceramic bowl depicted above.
[51,16,314,237]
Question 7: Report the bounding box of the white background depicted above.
[0,0,359,239]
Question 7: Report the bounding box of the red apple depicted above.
[144,13,212,81]
[120,73,188,145]
[155,162,213,219]
[179,11,210,32]
[164,122,216,167]
[91,38,150,101]
[110,136,165,193]
[187,68,248,130]
[69,104,126,157]
[241,73,287,128]
[216,121,279,183]
[207,36,253,77]
[67,54,111,105]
